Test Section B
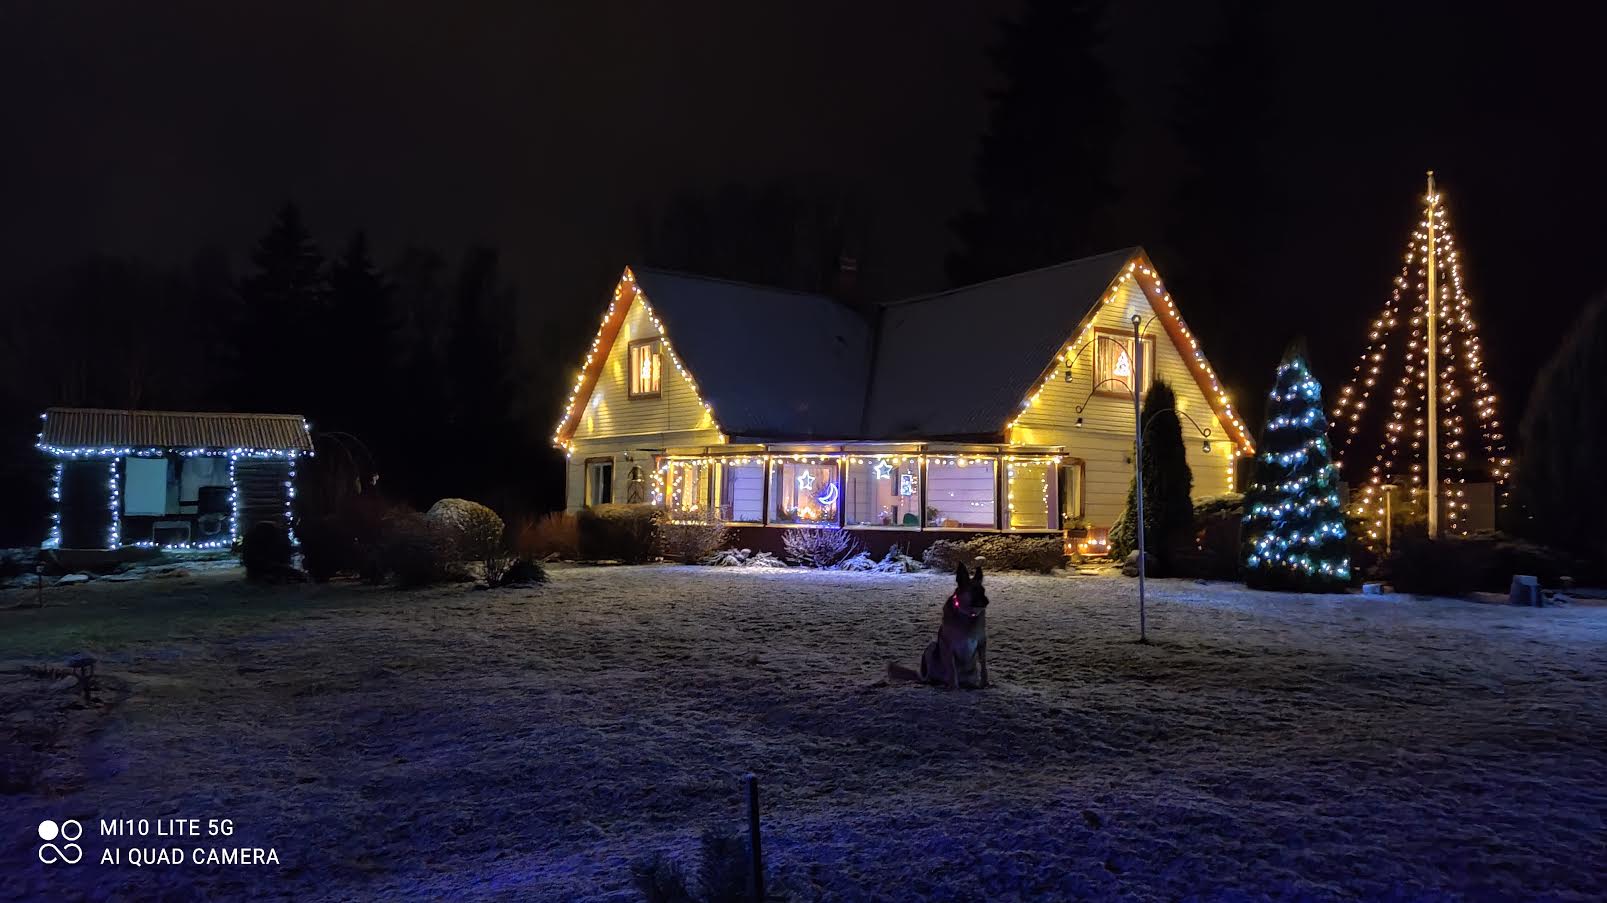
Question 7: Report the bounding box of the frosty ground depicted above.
[3,565,1604,901]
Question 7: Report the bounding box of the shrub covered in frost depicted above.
[782,526,862,568]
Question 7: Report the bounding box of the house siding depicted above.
[1008,279,1237,528]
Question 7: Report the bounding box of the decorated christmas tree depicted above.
[1243,344,1351,591]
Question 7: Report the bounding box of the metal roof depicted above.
[862,249,1136,438]
[39,408,313,452]
[632,269,874,438]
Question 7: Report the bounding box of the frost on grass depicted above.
[1,566,1605,900]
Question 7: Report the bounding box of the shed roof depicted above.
[630,269,875,438]
[862,249,1135,438]
[39,408,313,452]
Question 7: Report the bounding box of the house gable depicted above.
[554,268,721,448]
[1003,252,1253,522]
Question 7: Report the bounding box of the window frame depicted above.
[627,337,663,399]
[841,456,921,530]
[1092,328,1154,399]
[921,457,999,531]
[583,456,614,507]
[767,458,843,527]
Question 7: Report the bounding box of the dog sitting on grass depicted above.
[888,564,989,689]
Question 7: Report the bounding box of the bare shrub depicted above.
[517,512,579,561]
[782,526,861,568]
[659,511,731,564]
[871,545,925,574]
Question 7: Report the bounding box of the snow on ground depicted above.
[3,565,1605,901]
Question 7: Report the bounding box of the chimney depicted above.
[833,254,859,306]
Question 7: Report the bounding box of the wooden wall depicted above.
[1008,279,1239,529]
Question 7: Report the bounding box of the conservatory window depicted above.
[713,459,765,524]
[842,456,920,527]
[664,460,708,517]
[924,457,997,528]
[1005,460,1058,530]
[1094,332,1153,397]
[770,458,840,525]
[628,338,662,398]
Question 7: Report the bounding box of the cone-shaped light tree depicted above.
[1243,344,1351,590]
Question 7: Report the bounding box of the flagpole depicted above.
[1425,171,1440,539]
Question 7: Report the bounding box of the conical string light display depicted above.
[1331,173,1508,544]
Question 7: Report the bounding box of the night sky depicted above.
[3,0,1603,421]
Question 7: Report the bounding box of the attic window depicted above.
[1094,330,1153,398]
[629,338,662,398]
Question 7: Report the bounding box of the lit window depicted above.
[1095,332,1153,397]
[665,460,708,516]
[842,457,920,527]
[925,457,996,528]
[1006,460,1058,530]
[629,338,662,397]
[771,459,840,524]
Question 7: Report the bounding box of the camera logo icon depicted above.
[37,819,83,865]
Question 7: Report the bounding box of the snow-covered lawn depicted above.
[3,565,1605,901]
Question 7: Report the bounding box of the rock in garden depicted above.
[55,573,92,586]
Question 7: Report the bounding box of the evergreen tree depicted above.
[1242,344,1350,590]
[1518,296,1607,561]
[238,203,327,412]
[326,231,396,436]
[1108,380,1195,572]
[948,0,1121,285]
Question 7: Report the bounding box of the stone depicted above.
[1362,582,1388,595]
[1120,550,1150,578]
[55,573,92,586]
[1509,575,1540,606]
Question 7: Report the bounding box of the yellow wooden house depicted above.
[554,248,1253,554]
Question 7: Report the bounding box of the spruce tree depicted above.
[1519,296,1607,561]
[1109,380,1195,573]
[1242,344,1350,590]
[238,203,327,412]
[327,231,396,436]
[948,0,1121,285]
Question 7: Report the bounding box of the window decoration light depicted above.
[1332,174,1507,544]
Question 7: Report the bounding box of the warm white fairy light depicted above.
[1004,256,1254,466]
[1334,179,1506,543]
[553,267,723,454]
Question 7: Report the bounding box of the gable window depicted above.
[1094,331,1153,398]
[585,458,613,506]
[628,338,662,398]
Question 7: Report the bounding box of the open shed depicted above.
[37,407,313,550]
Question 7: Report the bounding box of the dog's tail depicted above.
[886,662,922,683]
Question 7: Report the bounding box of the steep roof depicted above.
[630,269,874,438]
[39,408,313,452]
[555,250,1253,451]
[861,249,1136,438]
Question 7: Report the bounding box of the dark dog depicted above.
[888,563,989,689]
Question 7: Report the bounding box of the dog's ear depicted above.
[954,562,969,585]
[972,566,984,585]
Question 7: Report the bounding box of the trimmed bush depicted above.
[781,526,861,568]
[379,510,457,587]
[1109,380,1195,574]
[577,504,661,563]
[242,521,293,580]
[497,558,548,586]
[517,512,579,561]
[1176,494,1243,580]
[658,511,731,564]
[1382,531,1578,596]
[922,534,1066,573]
[427,498,510,584]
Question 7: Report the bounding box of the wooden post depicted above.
[1425,171,1440,539]
[745,773,764,903]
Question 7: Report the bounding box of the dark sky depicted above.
[3,0,1603,426]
